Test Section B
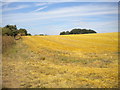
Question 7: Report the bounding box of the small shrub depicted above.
[41,57,45,60]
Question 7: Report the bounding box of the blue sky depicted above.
[1,2,118,35]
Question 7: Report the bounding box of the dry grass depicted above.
[2,32,119,88]
[2,36,15,53]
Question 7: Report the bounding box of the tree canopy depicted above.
[60,29,97,35]
[1,25,31,36]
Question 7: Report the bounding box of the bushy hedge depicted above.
[1,25,31,37]
[60,29,97,35]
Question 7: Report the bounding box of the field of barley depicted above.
[2,32,119,88]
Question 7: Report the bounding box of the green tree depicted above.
[5,25,17,31]
[2,25,18,36]
[60,31,66,35]
[60,28,97,35]
[18,28,27,36]
[2,27,13,36]
[39,34,44,36]
[27,33,32,36]
[65,31,70,35]
[2,25,31,37]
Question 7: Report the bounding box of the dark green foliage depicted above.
[5,25,17,31]
[27,33,32,36]
[2,27,12,36]
[39,34,48,36]
[18,28,27,36]
[2,25,18,36]
[60,31,66,35]
[65,31,70,35]
[39,34,44,36]
[1,25,31,36]
[60,29,97,35]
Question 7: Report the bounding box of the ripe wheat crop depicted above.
[2,32,119,88]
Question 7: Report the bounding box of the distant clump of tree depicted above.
[60,29,97,35]
[34,34,48,36]
[1,25,31,37]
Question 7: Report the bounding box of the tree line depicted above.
[0,25,97,36]
[60,29,97,35]
[1,25,31,37]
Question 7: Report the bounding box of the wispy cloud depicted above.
[3,4,117,22]
[34,6,48,12]
[35,2,60,6]
[2,3,118,35]
[1,2,12,7]
[4,5,117,22]
[35,3,48,6]
[3,5,30,12]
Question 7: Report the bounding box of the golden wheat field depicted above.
[2,32,119,88]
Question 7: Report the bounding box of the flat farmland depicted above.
[2,32,119,88]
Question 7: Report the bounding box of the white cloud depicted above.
[35,3,48,6]
[3,5,30,12]
[2,3,118,34]
[0,2,12,7]
[34,6,48,12]
[3,4,117,23]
